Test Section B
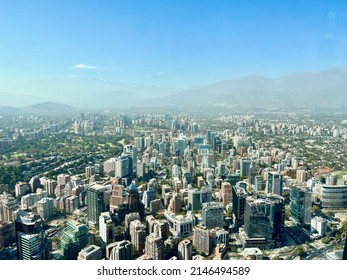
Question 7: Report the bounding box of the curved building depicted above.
[321,185,347,208]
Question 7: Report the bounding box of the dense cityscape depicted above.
[1,106,347,260]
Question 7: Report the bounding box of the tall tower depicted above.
[145,233,164,260]
[290,186,312,224]
[126,181,139,213]
[202,202,224,229]
[15,210,51,260]
[87,184,106,226]
[267,172,283,196]
[244,194,285,247]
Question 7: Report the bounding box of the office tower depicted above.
[142,186,156,209]
[200,186,212,204]
[232,185,247,225]
[240,158,255,177]
[115,155,131,178]
[77,245,102,260]
[254,175,266,192]
[150,199,162,214]
[145,233,164,260]
[136,160,146,178]
[123,145,137,176]
[60,220,89,260]
[178,239,192,260]
[187,188,201,211]
[0,193,18,222]
[326,173,338,185]
[29,176,42,193]
[99,212,116,245]
[290,186,312,224]
[107,240,133,260]
[87,184,106,226]
[173,135,187,156]
[193,224,211,256]
[221,182,232,207]
[168,193,182,214]
[85,166,95,179]
[129,220,146,253]
[267,172,283,196]
[36,197,54,221]
[15,210,51,260]
[0,221,16,248]
[244,194,285,247]
[110,184,123,212]
[126,181,140,213]
[202,202,224,229]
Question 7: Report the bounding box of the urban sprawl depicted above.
[1,109,347,260]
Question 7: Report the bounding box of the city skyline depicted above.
[1,0,347,106]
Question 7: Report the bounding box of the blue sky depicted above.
[1,0,347,102]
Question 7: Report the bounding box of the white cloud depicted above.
[71,64,98,69]
[156,72,165,76]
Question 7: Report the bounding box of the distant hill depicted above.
[140,67,347,108]
[0,105,20,115]
[21,102,76,113]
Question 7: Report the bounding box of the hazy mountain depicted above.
[21,102,76,113]
[140,67,347,108]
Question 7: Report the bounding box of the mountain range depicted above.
[1,67,347,110]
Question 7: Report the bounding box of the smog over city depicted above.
[1,0,347,264]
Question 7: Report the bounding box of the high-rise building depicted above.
[244,194,285,247]
[109,184,123,212]
[0,221,16,248]
[15,182,29,197]
[115,155,131,178]
[107,240,133,260]
[168,193,182,214]
[36,197,54,221]
[57,174,71,186]
[15,210,51,260]
[145,233,164,260]
[187,188,201,211]
[77,245,102,260]
[290,186,312,224]
[142,186,156,209]
[29,176,42,193]
[123,145,137,176]
[164,212,195,237]
[202,202,224,229]
[193,224,211,256]
[126,181,140,213]
[60,220,89,260]
[200,186,212,204]
[178,239,192,260]
[267,172,283,196]
[87,184,106,226]
[129,220,146,253]
[99,211,116,245]
[232,185,247,225]
[221,182,232,207]
[0,193,18,222]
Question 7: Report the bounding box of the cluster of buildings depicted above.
[1,112,347,260]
